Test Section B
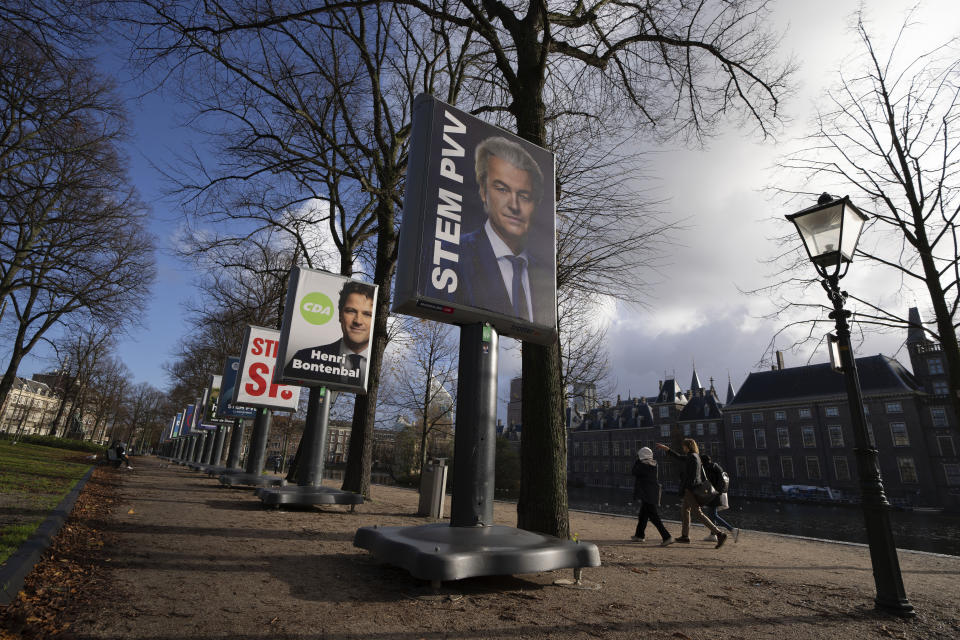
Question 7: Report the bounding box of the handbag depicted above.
[692,481,719,506]
[692,460,719,505]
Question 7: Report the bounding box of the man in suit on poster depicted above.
[456,136,553,325]
[290,281,375,387]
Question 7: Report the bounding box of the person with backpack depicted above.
[630,447,675,546]
[655,439,727,548]
[700,454,739,543]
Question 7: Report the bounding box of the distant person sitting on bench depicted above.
[113,441,132,469]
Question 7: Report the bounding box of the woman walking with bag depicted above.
[631,447,674,546]
[655,439,727,548]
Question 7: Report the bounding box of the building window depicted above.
[601,440,609,456]
[825,406,839,417]
[711,442,721,458]
[833,456,851,481]
[731,414,741,424]
[602,461,610,472]
[635,440,642,452]
[612,441,620,457]
[757,456,770,478]
[885,401,903,414]
[754,428,767,449]
[751,412,763,424]
[931,407,948,427]
[828,425,844,448]
[890,422,910,447]
[574,460,581,472]
[781,456,794,479]
[709,422,718,435]
[696,423,704,436]
[938,436,955,457]
[929,357,945,374]
[777,427,790,448]
[659,406,670,418]
[681,424,691,436]
[801,427,816,448]
[933,380,950,395]
[573,442,580,456]
[660,424,670,437]
[897,457,918,483]
[735,456,747,477]
[798,408,811,419]
[774,410,786,421]
[732,429,744,448]
[806,456,821,480]
[944,464,960,487]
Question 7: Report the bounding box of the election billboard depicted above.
[182,404,196,435]
[393,94,558,345]
[217,357,257,419]
[233,325,301,411]
[274,266,378,393]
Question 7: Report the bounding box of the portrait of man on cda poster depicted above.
[453,135,554,326]
[288,280,376,388]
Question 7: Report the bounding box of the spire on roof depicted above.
[907,307,929,345]
[726,374,737,405]
[690,363,702,393]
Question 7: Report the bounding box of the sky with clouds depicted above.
[10,0,959,424]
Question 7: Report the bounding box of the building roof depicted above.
[728,355,921,406]
[655,378,687,405]
[726,377,737,404]
[13,377,53,396]
[907,306,929,346]
[678,388,723,421]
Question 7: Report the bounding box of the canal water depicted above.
[568,486,960,556]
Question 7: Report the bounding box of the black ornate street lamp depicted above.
[786,193,914,616]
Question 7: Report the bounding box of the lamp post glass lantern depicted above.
[786,194,914,617]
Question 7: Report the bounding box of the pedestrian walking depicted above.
[630,447,674,546]
[699,454,740,543]
[655,439,727,548]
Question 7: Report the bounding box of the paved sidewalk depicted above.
[36,457,960,639]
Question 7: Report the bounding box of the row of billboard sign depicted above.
[162,95,559,441]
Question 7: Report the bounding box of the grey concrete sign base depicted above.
[218,472,285,488]
[255,485,363,507]
[353,523,600,583]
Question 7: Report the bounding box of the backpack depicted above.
[706,462,730,493]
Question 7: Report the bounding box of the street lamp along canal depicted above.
[786,193,915,617]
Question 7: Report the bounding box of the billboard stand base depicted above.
[353,523,599,583]
[218,472,285,488]
[255,485,362,507]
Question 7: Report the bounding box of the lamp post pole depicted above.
[822,274,914,616]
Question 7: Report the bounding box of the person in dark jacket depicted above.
[631,447,674,545]
[655,439,726,548]
[700,454,740,542]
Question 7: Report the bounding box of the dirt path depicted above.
[5,456,960,639]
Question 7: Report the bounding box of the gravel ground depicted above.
[2,455,959,640]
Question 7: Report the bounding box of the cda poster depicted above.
[275,266,378,393]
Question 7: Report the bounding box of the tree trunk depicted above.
[342,198,398,498]
[511,27,570,538]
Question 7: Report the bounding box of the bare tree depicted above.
[380,317,458,476]
[767,14,960,413]
[120,0,477,497]
[397,0,792,537]
[44,323,114,436]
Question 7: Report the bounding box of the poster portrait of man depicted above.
[276,267,379,393]
[393,95,558,345]
[454,136,553,325]
[288,280,375,385]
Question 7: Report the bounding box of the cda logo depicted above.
[300,292,334,325]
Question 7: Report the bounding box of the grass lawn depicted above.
[0,441,92,566]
